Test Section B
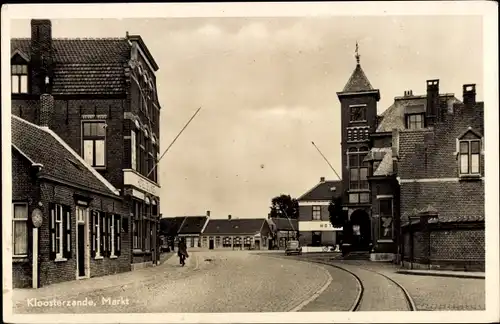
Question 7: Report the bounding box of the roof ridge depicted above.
[12,115,120,196]
[12,37,127,41]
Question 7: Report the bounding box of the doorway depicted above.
[76,206,90,279]
[349,209,372,251]
[209,238,214,250]
[312,231,322,247]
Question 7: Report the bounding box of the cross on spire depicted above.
[355,41,360,65]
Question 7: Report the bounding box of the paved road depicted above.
[13,251,358,314]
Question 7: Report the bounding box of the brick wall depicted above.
[298,204,329,221]
[34,181,129,288]
[401,223,484,271]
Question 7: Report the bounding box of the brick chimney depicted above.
[39,94,54,128]
[463,84,476,107]
[320,177,325,182]
[228,214,232,220]
[31,19,53,95]
[206,210,211,217]
[425,79,439,127]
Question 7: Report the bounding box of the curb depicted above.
[396,270,485,279]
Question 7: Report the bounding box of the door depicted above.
[209,238,214,250]
[255,240,260,250]
[312,231,322,247]
[76,206,89,279]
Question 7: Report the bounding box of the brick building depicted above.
[201,216,272,250]
[332,50,484,268]
[177,214,210,249]
[11,114,129,288]
[395,83,485,271]
[297,177,343,252]
[11,19,162,271]
[268,217,298,250]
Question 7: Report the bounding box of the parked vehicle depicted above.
[285,240,302,256]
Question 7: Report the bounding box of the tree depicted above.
[328,195,346,227]
[269,194,299,219]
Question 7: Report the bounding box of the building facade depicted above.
[11,19,162,271]
[11,114,129,288]
[333,51,484,268]
[268,217,298,250]
[396,83,485,271]
[201,216,272,250]
[176,214,210,249]
[297,177,343,252]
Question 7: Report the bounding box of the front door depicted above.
[76,206,89,278]
[312,231,322,246]
[255,240,260,250]
[209,238,214,250]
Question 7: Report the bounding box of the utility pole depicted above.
[147,107,201,178]
[311,141,341,181]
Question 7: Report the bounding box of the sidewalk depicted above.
[396,269,484,279]
[11,252,183,305]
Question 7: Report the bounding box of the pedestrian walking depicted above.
[178,237,189,267]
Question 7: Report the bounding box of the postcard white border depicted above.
[2,1,499,323]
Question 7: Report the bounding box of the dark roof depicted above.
[297,180,342,201]
[269,218,298,231]
[11,38,130,95]
[11,115,120,197]
[376,94,461,132]
[160,217,186,236]
[178,216,208,235]
[203,218,268,235]
[342,64,374,92]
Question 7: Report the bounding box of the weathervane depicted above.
[355,41,360,65]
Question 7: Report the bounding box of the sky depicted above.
[10,15,483,219]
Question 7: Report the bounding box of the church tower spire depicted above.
[355,41,360,65]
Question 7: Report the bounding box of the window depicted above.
[350,105,366,122]
[139,131,146,176]
[216,236,221,248]
[378,199,393,240]
[347,147,369,191]
[91,211,102,258]
[312,206,321,220]
[406,113,424,129]
[12,203,28,256]
[223,237,231,248]
[131,130,137,170]
[83,121,106,168]
[50,203,71,260]
[459,139,481,175]
[11,64,28,94]
[202,236,208,248]
[132,200,143,250]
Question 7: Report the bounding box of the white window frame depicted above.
[95,212,102,259]
[459,139,481,176]
[406,113,425,130]
[82,121,107,168]
[110,214,116,258]
[312,205,321,220]
[131,130,137,171]
[12,202,29,257]
[11,64,28,94]
[55,204,64,259]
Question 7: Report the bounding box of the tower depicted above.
[336,42,380,251]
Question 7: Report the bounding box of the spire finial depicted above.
[355,41,360,65]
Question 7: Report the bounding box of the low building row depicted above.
[160,214,298,251]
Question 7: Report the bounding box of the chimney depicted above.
[39,94,54,128]
[404,90,413,97]
[31,19,53,95]
[425,79,439,127]
[463,84,476,107]
[320,177,325,182]
[206,210,211,217]
[228,214,232,220]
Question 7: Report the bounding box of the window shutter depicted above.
[100,212,105,256]
[49,203,56,260]
[63,206,72,259]
[91,211,96,257]
[115,215,121,256]
[107,213,112,257]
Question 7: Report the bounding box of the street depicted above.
[12,251,484,314]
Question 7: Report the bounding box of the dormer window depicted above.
[406,113,424,129]
[11,64,28,94]
[457,128,482,177]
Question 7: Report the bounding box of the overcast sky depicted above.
[10,16,483,219]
